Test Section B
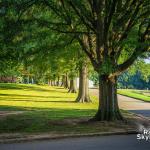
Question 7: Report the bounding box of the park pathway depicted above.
[90,89,150,111]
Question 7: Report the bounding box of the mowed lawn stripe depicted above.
[0,83,98,110]
[118,89,150,102]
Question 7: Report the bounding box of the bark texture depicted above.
[68,78,77,93]
[76,64,91,103]
[64,73,69,89]
[61,75,65,87]
[93,75,123,121]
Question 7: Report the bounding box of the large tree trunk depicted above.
[93,75,123,121]
[64,73,69,89]
[76,64,91,103]
[68,78,77,93]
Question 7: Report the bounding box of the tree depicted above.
[68,58,77,93]
[90,59,150,89]
[3,0,150,120]
[75,61,91,102]
[39,0,150,121]
[118,60,150,89]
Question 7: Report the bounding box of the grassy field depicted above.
[118,89,150,102]
[0,83,98,110]
[0,83,99,133]
[0,84,138,134]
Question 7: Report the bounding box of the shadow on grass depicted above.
[0,93,74,99]
[0,105,96,112]
[0,92,75,103]
[0,105,28,111]
[0,105,97,133]
[54,87,65,89]
[0,98,75,103]
[0,83,68,93]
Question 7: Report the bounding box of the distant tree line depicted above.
[118,71,150,90]
[90,61,150,90]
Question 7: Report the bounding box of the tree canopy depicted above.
[0,0,150,121]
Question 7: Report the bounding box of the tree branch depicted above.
[118,1,143,42]
[77,36,98,70]
[111,46,148,78]
[68,1,95,32]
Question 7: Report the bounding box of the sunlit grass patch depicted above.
[0,83,99,133]
[0,84,136,134]
[0,83,98,110]
[118,89,150,102]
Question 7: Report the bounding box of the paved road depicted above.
[129,110,150,117]
[90,89,150,111]
[118,95,150,111]
[118,95,150,117]
[0,135,150,150]
[90,89,150,117]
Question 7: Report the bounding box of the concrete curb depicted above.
[0,130,137,144]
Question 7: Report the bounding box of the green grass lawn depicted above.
[0,83,98,110]
[118,89,150,102]
[0,84,136,134]
[0,83,99,133]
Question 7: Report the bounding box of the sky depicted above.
[145,58,150,64]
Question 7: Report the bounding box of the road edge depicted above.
[0,130,137,144]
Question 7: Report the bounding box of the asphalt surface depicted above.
[129,110,150,117]
[90,89,150,110]
[0,109,150,150]
[0,134,149,150]
[118,94,150,110]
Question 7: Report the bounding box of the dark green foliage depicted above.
[90,60,150,90]
[118,71,150,90]
[1,0,150,120]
